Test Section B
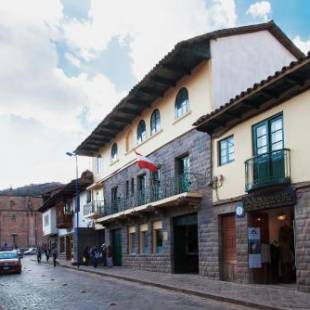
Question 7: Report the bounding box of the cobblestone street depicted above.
[0,257,251,310]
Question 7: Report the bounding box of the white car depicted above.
[23,248,37,255]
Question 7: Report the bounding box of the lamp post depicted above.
[66,152,80,269]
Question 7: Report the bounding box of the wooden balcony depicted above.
[56,204,73,229]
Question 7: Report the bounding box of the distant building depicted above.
[0,195,43,248]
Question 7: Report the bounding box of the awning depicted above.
[95,192,202,224]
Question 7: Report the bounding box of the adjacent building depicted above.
[194,53,310,292]
[39,171,104,262]
[74,21,303,276]
[0,195,43,249]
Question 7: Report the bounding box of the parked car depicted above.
[0,251,22,274]
[23,248,37,255]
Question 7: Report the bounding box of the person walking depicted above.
[37,247,42,264]
[91,246,99,268]
[52,248,57,267]
[45,249,50,262]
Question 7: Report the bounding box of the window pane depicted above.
[175,88,189,118]
[271,118,282,132]
[271,130,283,144]
[257,136,267,148]
[272,141,283,151]
[257,146,267,155]
[256,125,267,137]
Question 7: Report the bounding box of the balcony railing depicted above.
[83,200,105,218]
[245,148,291,192]
[105,173,200,216]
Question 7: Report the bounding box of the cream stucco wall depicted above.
[93,61,213,182]
[213,89,310,201]
[210,30,297,109]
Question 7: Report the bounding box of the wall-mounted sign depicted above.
[235,203,245,218]
[243,187,295,212]
[248,227,262,269]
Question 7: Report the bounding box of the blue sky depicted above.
[0,0,309,189]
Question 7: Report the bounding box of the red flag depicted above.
[135,151,158,172]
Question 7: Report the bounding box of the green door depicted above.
[253,115,284,187]
[178,156,190,193]
[111,229,122,266]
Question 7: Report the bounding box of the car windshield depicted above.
[0,252,18,259]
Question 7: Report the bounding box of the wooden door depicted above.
[111,229,122,266]
[221,214,236,281]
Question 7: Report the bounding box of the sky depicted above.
[0,0,309,189]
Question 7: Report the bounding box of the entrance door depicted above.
[221,214,236,281]
[173,214,198,273]
[111,229,122,266]
[65,235,72,261]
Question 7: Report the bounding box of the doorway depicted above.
[173,213,198,274]
[221,214,236,281]
[111,229,122,266]
[65,235,73,261]
[248,206,295,284]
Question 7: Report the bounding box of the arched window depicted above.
[150,109,160,135]
[175,88,189,118]
[137,120,146,144]
[111,143,118,162]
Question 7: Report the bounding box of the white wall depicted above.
[42,209,57,236]
[72,191,92,229]
[210,30,297,109]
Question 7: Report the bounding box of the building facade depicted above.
[195,53,310,292]
[0,195,43,249]
[74,22,303,276]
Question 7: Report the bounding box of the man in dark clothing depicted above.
[52,248,57,267]
[37,247,42,264]
[45,249,50,262]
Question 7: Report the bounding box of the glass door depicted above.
[253,115,284,187]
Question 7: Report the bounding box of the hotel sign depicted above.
[243,187,296,211]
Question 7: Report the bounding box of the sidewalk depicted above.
[35,258,310,310]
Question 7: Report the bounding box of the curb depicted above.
[32,259,285,310]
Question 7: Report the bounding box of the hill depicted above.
[0,182,63,197]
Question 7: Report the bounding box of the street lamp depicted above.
[66,151,80,269]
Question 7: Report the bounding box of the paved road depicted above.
[0,257,251,310]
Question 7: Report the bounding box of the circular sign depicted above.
[235,203,245,217]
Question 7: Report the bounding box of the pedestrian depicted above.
[91,246,99,268]
[45,249,50,262]
[37,247,42,264]
[101,244,106,267]
[52,248,57,267]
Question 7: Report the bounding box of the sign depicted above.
[243,187,295,212]
[235,203,245,218]
[248,227,262,268]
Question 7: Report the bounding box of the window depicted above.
[177,155,190,193]
[128,226,136,255]
[137,120,146,144]
[111,143,118,162]
[131,178,135,196]
[253,115,283,155]
[111,187,118,212]
[151,168,161,200]
[140,224,149,254]
[219,136,234,166]
[137,174,146,205]
[94,156,102,174]
[153,221,163,254]
[175,88,189,118]
[150,109,160,135]
[125,180,129,199]
[86,190,91,203]
[44,214,49,226]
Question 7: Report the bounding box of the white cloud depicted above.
[62,0,237,80]
[246,1,271,21]
[293,36,310,54]
[0,0,238,188]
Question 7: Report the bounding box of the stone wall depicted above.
[295,185,310,293]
